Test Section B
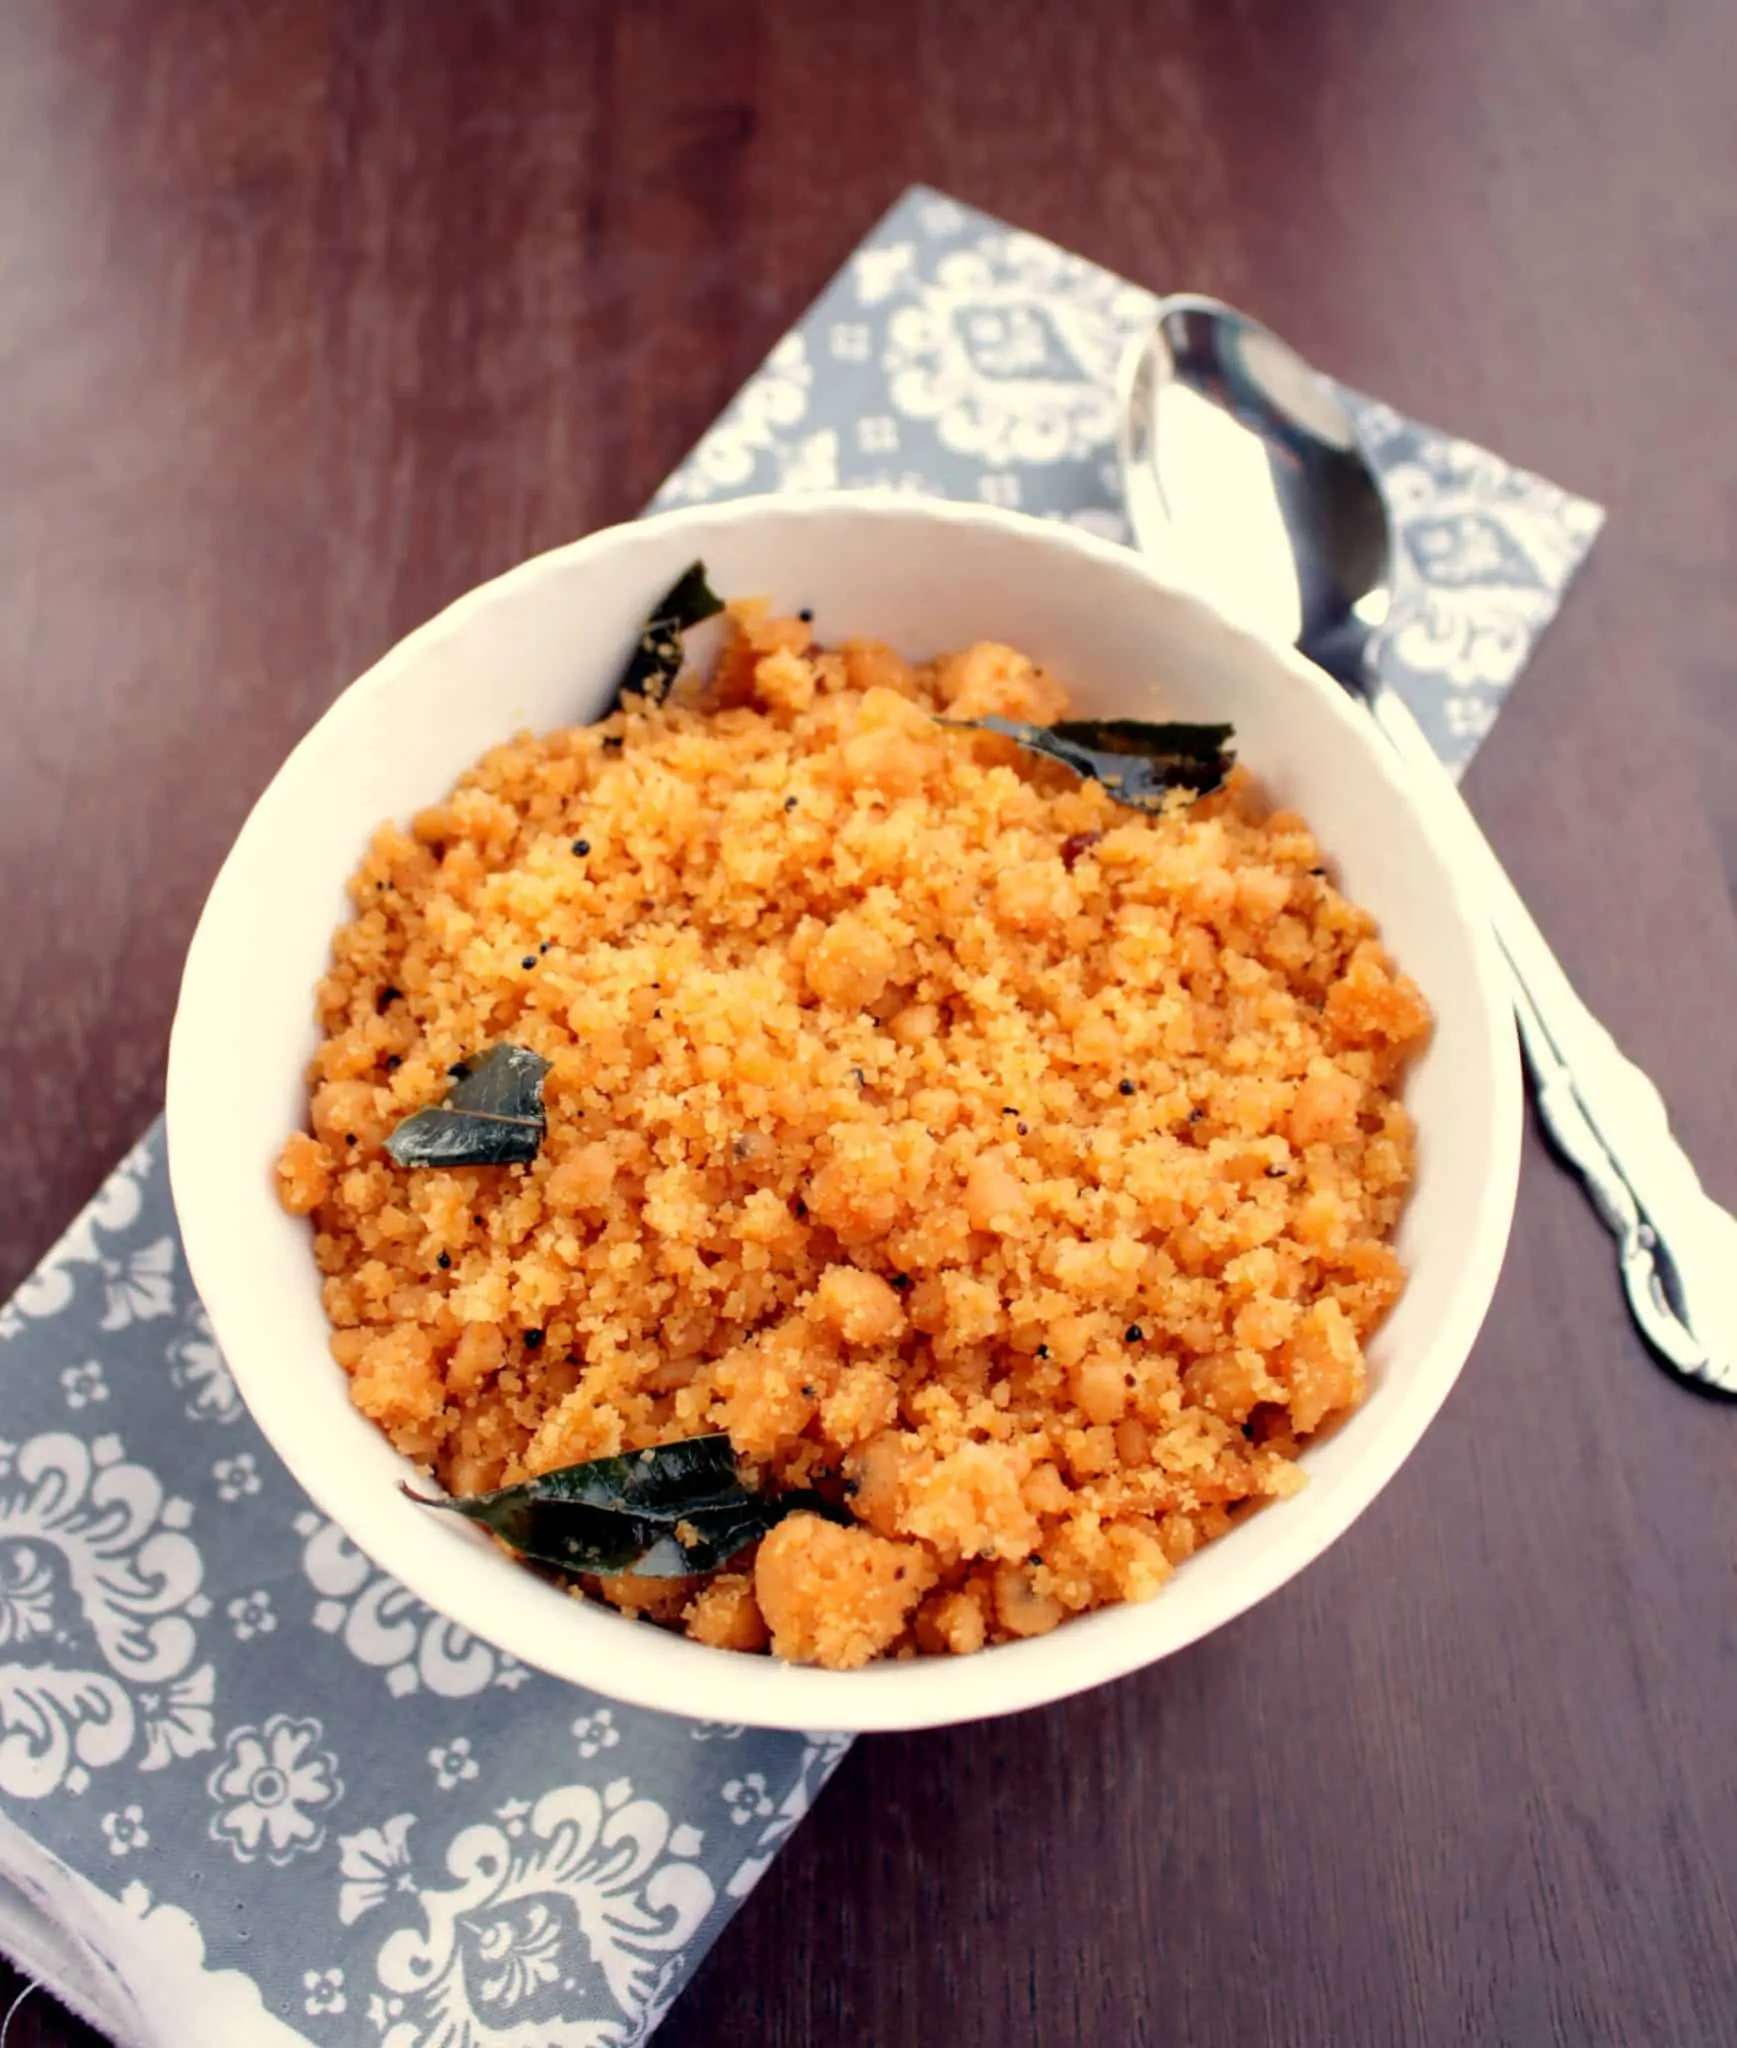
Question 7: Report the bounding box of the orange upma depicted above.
[277,603,1430,1669]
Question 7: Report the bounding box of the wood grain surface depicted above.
[3,2,1734,2044]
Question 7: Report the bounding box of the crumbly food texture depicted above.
[277,606,1431,1670]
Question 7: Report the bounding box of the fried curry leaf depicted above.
[384,1043,551,1169]
[404,1434,840,1579]
[608,560,725,711]
[942,714,1236,810]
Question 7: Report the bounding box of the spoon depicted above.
[1118,292,1737,1399]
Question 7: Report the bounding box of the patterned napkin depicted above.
[0,186,1602,2048]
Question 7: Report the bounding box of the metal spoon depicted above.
[1118,292,1737,1398]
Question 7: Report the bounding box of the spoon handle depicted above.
[1369,687,1737,1398]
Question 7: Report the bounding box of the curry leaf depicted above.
[608,560,725,711]
[942,714,1236,810]
[404,1434,841,1579]
[384,1043,551,1168]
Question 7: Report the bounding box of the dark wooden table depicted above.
[4,3,1735,2044]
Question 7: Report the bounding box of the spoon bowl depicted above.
[1118,294,1392,688]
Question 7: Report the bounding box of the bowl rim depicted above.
[167,488,1522,1732]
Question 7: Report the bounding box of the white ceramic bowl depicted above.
[168,491,1520,1732]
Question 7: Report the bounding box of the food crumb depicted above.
[755,1515,937,1669]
